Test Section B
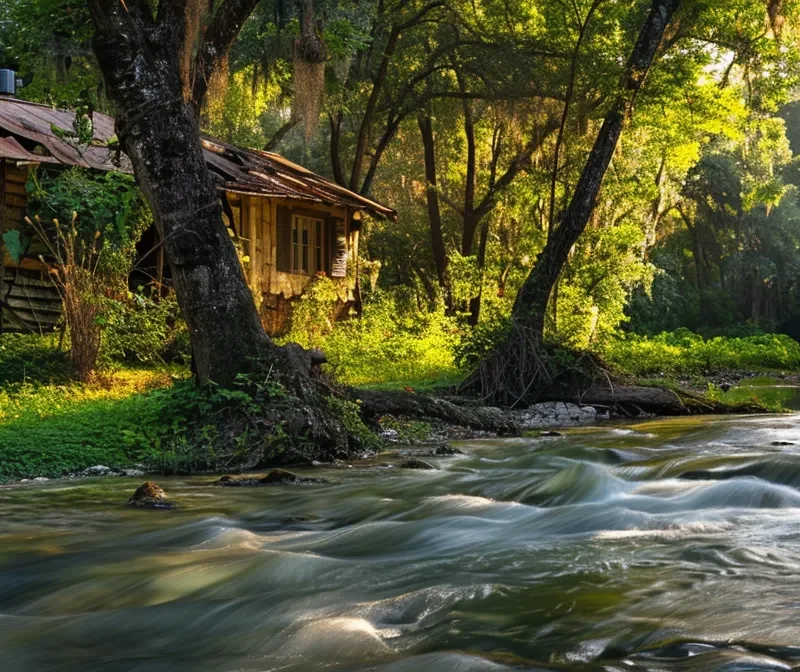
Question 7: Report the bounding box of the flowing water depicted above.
[3,414,800,671]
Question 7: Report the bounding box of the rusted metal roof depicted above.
[0,97,127,171]
[200,138,396,219]
[0,96,396,220]
[0,136,58,163]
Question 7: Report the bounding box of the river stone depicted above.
[514,402,599,429]
[430,445,463,456]
[127,481,174,509]
[83,465,115,477]
[399,458,437,470]
[215,470,326,486]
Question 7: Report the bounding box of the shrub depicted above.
[282,288,462,387]
[282,274,340,349]
[603,329,800,377]
[101,290,189,365]
[26,213,115,381]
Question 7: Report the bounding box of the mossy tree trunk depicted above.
[87,0,273,388]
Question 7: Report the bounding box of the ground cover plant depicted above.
[602,329,800,378]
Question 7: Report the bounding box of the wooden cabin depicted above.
[0,97,395,334]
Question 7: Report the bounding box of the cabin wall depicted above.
[228,194,357,335]
[0,161,61,333]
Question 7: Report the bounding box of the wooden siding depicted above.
[1,161,60,333]
[1,161,30,236]
[236,196,358,335]
[1,266,61,333]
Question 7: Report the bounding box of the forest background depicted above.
[2,0,800,479]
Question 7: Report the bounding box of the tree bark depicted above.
[88,0,272,387]
[467,217,490,326]
[465,0,682,405]
[418,113,449,289]
[352,389,519,435]
[329,112,347,187]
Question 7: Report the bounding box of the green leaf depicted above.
[2,230,26,264]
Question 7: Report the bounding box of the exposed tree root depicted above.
[459,322,603,408]
[350,388,520,435]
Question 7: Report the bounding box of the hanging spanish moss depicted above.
[204,54,230,127]
[767,0,786,38]
[292,0,327,140]
[181,0,208,100]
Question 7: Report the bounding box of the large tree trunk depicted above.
[88,0,272,387]
[464,0,682,405]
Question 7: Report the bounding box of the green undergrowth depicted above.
[280,283,463,387]
[0,333,72,386]
[603,329,800,378]
[0,366,184,481]
[0,372,353,482]
[0,334,382,481]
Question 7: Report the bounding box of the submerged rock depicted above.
[215,469,326,487]
[430,445,463,456]
[540,430,564,437]
[771,441,794,446]
[261,469,307,484]
[127,481,174,509]
[399,458,437,470]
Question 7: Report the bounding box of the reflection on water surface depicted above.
[3,413,800,671]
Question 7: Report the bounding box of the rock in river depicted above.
[399,458,437,470]
[215,469,326,486]
[127,481,174,509]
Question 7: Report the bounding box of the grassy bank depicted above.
[3,326,799,481]
[0,334,188,481]
[602,329,800,379]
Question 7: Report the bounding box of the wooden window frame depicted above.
[290,213,327,275]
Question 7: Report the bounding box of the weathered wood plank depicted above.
[3,271,51,287]
[3,179,27,196]
[7,284,61,300]
[6,296,62,314]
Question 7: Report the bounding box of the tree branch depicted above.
[190,0,261,108]
[329,112,346,187]
[264,117,299,151]
[473,114,560,220]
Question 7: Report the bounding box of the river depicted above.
[2,414,800,671]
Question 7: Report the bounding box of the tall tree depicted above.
[86,0,275,387]
[466,0,682,404]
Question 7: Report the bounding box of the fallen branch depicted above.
[579,384,765,415]
[350,388,519,435]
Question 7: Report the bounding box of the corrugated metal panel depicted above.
[0,136,58,163]
[0,97,397,220]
